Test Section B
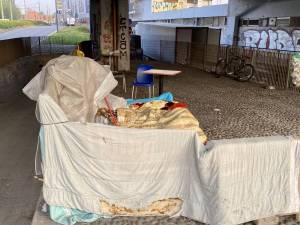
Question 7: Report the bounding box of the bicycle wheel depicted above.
[215,59,226,78]
[237,64,254,82]
[225,61,235,76]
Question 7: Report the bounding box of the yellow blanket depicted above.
[117,101,207,144]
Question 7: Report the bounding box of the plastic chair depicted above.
[132,65,154,99]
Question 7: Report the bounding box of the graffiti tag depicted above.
[242,29,300,51]
[119,16,127,58]
[152,0,185,13]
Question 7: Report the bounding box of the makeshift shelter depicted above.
[23,56,300,225]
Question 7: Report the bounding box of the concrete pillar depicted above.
[225,0,269,45]
[224,16,238,45]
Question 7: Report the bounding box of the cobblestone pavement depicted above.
[114,60,300,141]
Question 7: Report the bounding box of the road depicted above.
[0,25,58,41]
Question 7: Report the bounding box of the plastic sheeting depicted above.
[126,92,174,105]
[23,55,126,123]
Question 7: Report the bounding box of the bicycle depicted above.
[215,53,255,82]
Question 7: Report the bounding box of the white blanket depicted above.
[38,93,300,225]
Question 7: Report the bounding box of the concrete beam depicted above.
[131,0,228,22]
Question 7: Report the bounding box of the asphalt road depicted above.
[0,25,58,40]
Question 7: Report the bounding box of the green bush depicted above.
[0,20,48,29]
[49,26,90,45]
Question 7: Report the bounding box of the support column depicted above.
[226,0,268,46]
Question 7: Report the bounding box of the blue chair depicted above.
[132,65,155,99]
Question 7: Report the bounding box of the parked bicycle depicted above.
[215,53,255,82]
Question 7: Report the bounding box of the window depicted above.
[202,17,214,26]
[213,17,219,27]
[219,16,226,26]
[248,19,259,26]
[241,19,248,26]
[259,18,268,27]
[276,17,290,27]
[289,17,300,27]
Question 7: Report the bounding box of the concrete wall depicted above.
[136,23,176,62]
[0,38,31,67]
[239,27,300,51]
[225,0,268,45]
[131,0,228,21]
[241,0,300,19]
[236,0,300,51]
[226,0,300,46]
[0,55,59,102]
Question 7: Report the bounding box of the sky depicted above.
[15,0,56,15]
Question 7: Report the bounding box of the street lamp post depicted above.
[9,0,13,20]
[23,0,26,19]
[55,0,59,32]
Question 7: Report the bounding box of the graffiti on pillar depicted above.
[241,29,300,51]
[119,16,128,58]
[118,0,130,71]
[102,20,113,54]
[100,0,113,56]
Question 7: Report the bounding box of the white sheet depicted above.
[38,93,300,225]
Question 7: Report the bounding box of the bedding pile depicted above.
[96,101,208,144]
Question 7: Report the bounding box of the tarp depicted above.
[23,56,300,225]
[23,55,126,123]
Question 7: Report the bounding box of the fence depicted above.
[30,36,76,55]
[218,45,296,90]
[141,39,299,91]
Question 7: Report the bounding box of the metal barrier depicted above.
[219,45,296,90]
[141,39,299,91]
[30,36,76,55]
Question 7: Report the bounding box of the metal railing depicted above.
[141,39,299,91]
[30,36,76,55]
[219,45,296,90]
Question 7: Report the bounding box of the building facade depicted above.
[62,0,90,22]
[130,0,300,50]
[129,0,228,44]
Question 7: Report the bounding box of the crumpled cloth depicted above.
[117,101,208,144]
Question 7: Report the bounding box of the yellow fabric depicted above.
[100,198,182,217]
[117,101,208,144]
[72,46,85,57]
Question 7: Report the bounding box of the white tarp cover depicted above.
[23,55,126,123]
[23,56,300,225]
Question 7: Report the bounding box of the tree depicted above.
[0,0,21,20]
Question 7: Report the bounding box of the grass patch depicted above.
[0,20,48,29]
[49,26,90,45]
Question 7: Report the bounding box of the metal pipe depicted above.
[23,0,26,18]
[9,0,13,20]
[55,0,59,32]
